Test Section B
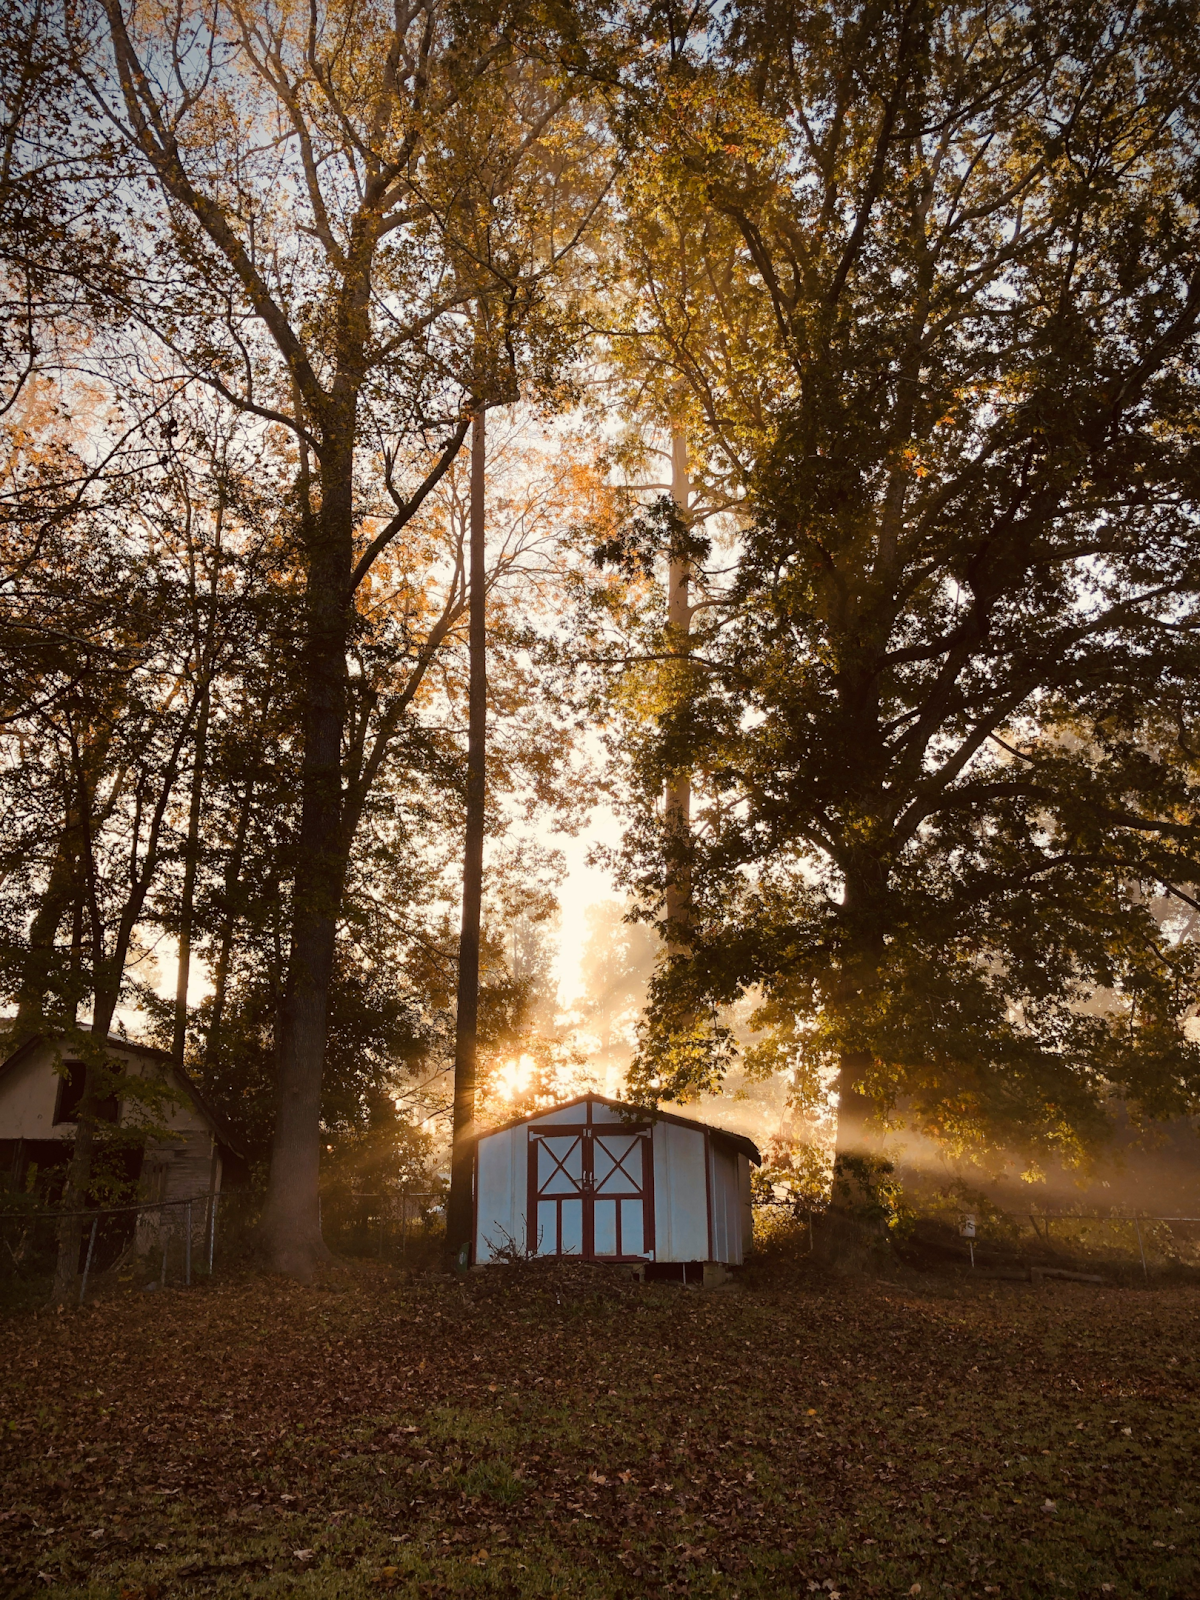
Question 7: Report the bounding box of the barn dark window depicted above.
[53,1062,118,1125]
[0,1138,22,1191]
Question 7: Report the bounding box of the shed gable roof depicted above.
[475,1092,762,1166]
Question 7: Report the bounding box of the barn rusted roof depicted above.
[474,1092,762,1166]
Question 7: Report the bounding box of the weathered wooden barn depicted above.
[0,1027,241,1220]
[471,1093,760,1275]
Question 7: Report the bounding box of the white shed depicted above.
[471,1093,760,1274]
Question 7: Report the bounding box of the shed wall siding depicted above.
[475,1126,528,1262]
[739,1156,754,1257]
[707,1143,744,1265]
[652,1123,709,1262]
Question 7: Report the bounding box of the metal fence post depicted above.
[79,1214,98,1306]
[185,1200,192,1287]
[1134,1216,1149,1281]
[161,1210,169,1288]
[208,1192,218,1273]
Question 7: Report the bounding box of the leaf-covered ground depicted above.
[0,1262,1196,1599]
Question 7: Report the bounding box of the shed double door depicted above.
[529,1125,652,1261]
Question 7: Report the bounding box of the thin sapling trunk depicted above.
[447,406,487,1262]
[664,422,692,948]
[204,779,254,1072]
[172,683,209,1063]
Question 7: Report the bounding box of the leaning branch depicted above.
[348,416,472,592]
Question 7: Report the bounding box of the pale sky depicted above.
[137,798,629,1030]
[548,801,626,1012]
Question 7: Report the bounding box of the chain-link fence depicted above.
[0,1191,223,1305]
[319,1189,443,1266]
[983,1209,1200,1279]
[2,1183,449,1305]
[752,1196,1200,1280]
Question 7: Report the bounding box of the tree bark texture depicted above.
[447,407,487,1259]
[825,909,893,1260]
[257,443,355,1278]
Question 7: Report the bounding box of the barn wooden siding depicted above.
[0,1032,235,1249]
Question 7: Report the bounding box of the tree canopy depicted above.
[610,0,1200,1180]
[5,0,1200,1279]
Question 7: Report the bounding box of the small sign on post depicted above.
[960,1213,976,1268]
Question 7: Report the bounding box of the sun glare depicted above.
[496,1053,536,1101]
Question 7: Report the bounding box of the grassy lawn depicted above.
[0,1258,1196,1599]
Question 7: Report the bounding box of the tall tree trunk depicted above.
[15,722,116,1032]
[49,786,120,1306]
[48,986,124,1304]
[49,1101,93,1306]
[447,406,487,1261]
[174,499,222,1065]
[826,908,891,1258]
[172,684,210,1063]
[49,701,193,1302]
[665,422,691,948]
[49,734,108,1306]
[67,887,83,1025]
[831,1049,877,1181]
[822,1045,892,1266]
[258,440,354,1278]
[14,830,77,1033]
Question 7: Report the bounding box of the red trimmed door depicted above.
[590,1128,651,1259]
[530,1131,586,1257]
[529,1125,652,1261]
